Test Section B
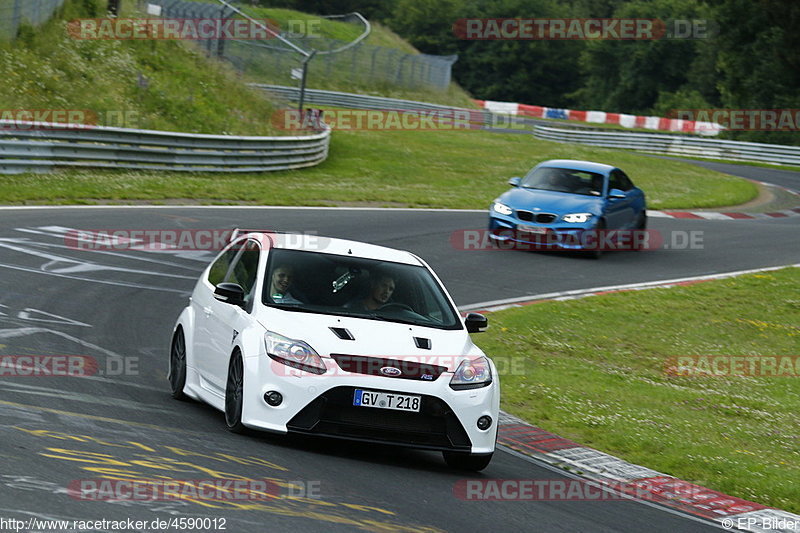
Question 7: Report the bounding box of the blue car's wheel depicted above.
[634,213,647,251]
[588,220,605,259]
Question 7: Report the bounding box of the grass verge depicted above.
[0,128,757,208]
[473,267,799,513]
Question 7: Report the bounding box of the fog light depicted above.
[264,391,283,406]
[477,415,492,430]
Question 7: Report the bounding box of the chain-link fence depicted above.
[139,0,236,57]
[0,0,65,40]
[142,0,457,91]
[226,38,457,90]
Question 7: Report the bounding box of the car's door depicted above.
[205,238,261,392]
[605,169,637,229]
[191,243,240,387]
[195,238,261,393]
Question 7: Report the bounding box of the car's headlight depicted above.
[264,331,326,375]
[492,202,513,216]
[450,356,492,390]
[562,213,593,223]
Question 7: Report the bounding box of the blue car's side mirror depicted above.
[608,188,626,199]
[508,177,521,187]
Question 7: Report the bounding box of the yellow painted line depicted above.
[0,399,189,433]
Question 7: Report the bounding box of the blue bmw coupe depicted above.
[488,160,647,256]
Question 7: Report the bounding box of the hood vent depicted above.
[329,327,355,341]
[413,337,431,350]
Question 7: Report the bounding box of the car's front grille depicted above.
[516,210,534,222]
[516,210,557,224]
[287,386,472,451]
[330,353,447,381]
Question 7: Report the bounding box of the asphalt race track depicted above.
[0,163,797,532]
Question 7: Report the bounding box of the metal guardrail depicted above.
[0,121,331,174]
[533,125,800,166]
[253,84,491,118]
[253,85,638,131]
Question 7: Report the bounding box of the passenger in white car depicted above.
[268,264,303,304]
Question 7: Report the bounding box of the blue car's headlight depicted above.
[562,213,593,223]
[492,202,513,216]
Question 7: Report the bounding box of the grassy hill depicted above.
[0,0,283,134]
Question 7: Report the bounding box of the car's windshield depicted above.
[521,167,604,196]
[262,248,463,330]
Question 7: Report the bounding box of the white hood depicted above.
[256,307,484,372]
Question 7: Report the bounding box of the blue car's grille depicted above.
[516,210,557,224]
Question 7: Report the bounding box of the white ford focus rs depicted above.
[169,231,499,470]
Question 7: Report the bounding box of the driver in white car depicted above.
[346,273,396,311]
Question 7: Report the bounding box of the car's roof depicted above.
[240,232,423,266]
[536,159,616,174]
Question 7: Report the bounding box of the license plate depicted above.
[353,389,421,412]
[517,224,548,235]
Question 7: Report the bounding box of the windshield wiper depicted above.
[364,314,424,326]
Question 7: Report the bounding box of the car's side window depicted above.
[619,170,635,190]
[228,240,261,298]
[208,246,240,287]
[610,170,634,192]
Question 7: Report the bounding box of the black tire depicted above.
[169,329,188,401]
[225,350,246,433]
[442,451,493,472]
[633,213,648,251]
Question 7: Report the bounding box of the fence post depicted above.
[11,0,21,38]
[350,43,360,83]
[370,46,379,78]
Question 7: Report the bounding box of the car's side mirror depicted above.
[508,177,521,187]
[465,313,488,333]
[608,188,626,199]
[214,282,245,307]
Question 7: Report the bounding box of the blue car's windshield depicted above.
[521,167,604,196]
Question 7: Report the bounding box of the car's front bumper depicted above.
[240,353,499,454]
[489,215,596,250]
